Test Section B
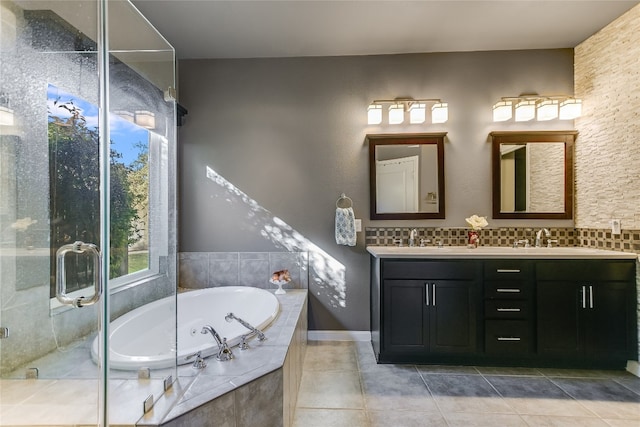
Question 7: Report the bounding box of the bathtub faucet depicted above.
[225,312,266,344]
[201,325,234,361]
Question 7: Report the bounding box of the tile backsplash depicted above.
[365,227,640,254]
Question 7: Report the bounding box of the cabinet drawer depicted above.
[485,300,530,319]
[484,280,533,299]
[382,260,480,279]
[485,320,531,354]
[484,260,533,280]
[536,260,635,282]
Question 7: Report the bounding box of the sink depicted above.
[380,246,453,253]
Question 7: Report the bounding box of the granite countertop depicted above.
[366,245,639,260]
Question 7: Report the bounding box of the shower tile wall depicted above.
[179,252,309,290]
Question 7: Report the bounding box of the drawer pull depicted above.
[496,288,521,293]
[496,269,521,273]
[496,308,521,312]
[497,337,521,341]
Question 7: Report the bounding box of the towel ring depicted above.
[336,193,353,209]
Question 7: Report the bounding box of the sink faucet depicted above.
[535,228,550,248]
[409,229,418,247]
[201,325,234,361]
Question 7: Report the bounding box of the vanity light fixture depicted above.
[388,103,404,125]
[492,100,513,122]
[409,102,426,124]
[431,103,448,124]
[367,98,448,125]
[559,98,582,120]
[114,110,135,123]
[536,99,559,121]
[367,104,383,125]
[515,99,536,122]
[134,110,156,129]
[493,95,582,122]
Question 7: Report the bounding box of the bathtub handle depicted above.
[55,241,103,308]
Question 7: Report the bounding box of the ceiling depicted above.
[130,0,639,60]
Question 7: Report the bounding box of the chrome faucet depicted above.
[535,228,550,248]
[225,312,266,350]
[185,351,207,369]
[409,229,418,247]
[201,325,234,361]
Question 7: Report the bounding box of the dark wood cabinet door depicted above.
[584,282,634,359]
[382,280,428,353]
[429,280,477,353]
[537,281,581,357]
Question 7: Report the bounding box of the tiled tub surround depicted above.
[141,289,308,427]
[0,290,307,426]
[179,252,309,291]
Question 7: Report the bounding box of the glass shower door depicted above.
[0,1,177,425]
[0,1,105,425]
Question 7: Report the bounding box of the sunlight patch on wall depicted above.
[205,166,346,308]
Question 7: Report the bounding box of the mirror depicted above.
[368,133,446,220]
[491,131,577,219]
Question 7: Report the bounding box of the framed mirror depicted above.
[491,131,577,219]
[368,133,446,220]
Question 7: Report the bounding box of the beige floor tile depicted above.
[0,379,56,404]
[303,341,358,372]
[293,408,368,427]
[296,370,364,409]
[520,415,611,426]
[502,396,597,417]
[444,412,528,426]
[368,410,447,427]
[435,395,515,414]
[602,419,640,427]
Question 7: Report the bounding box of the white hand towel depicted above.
[335,207,356,246]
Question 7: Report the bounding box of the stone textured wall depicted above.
[574,4,640,229]
[528,143,565,213]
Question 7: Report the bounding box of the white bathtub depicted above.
[91,286,280,370]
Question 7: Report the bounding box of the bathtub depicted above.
[91,286,280,370]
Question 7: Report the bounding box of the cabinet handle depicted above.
[581,286,586,309]
[496,288,520,293]
[589,285,594,309]
[496,269,521,273]
[425,283,429,306]
[497,337,521,341]
[432,284,436,306]
[496,308,521,312]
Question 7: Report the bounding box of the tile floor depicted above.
[293,341,640,427]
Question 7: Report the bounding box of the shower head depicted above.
[225,312,234,323]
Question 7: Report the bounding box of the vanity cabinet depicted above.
[536,260,636,363]
[483,260,534,356]
[370,250,637,368]
[376,260,481,362]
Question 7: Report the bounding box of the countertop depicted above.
[366,245,639,260]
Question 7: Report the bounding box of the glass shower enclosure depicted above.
[0,1,177,425]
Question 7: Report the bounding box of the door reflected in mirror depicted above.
[500,142,565,213]
[491,131,576,220]
[368,133,446,220]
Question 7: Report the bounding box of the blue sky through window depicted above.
[47,84,149,166]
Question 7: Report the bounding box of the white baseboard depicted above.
[626,360,640,377]
[307,330,371,342]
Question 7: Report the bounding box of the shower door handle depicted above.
[56,241,103,308]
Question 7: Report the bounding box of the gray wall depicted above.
[177,49,574,331]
